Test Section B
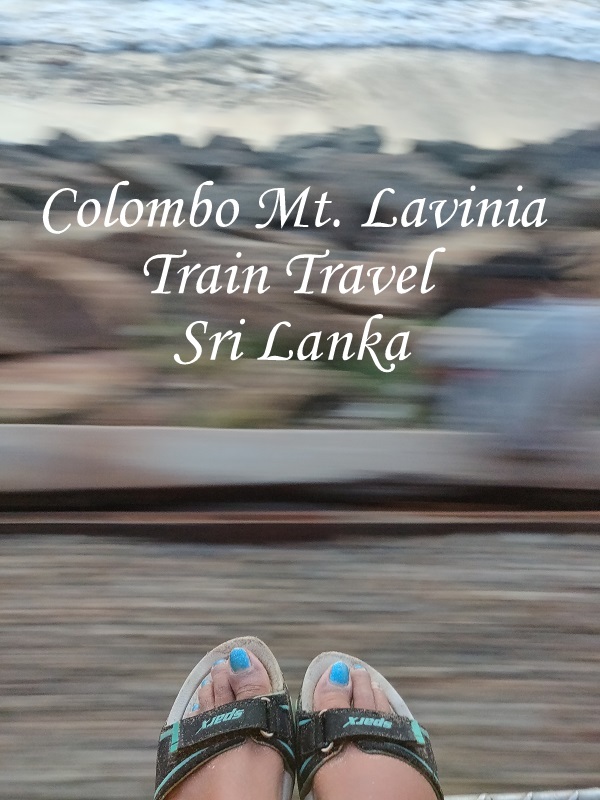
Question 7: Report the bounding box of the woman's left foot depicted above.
[304,660,439,800]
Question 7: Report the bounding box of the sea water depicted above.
[0,0,599,62]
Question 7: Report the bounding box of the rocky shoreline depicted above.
[1,124,599,427]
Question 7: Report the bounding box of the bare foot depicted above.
[168,648,286,800]
[310,661,438,800]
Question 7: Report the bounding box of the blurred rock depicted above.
[413,140,516,179]
[514,126,600,188]
[205,134,254,152]
[1,172,64,213]
[176,135,258,181]
[0,251,152,355]
[99,155,202,199]
[0,188,40,222]
[276,125,383,155]
[24,130,101,163]
[554,183,600,228]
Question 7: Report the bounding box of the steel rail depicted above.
[0,509,599,539]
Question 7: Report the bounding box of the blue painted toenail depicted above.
[329,661,350,686]
[229,647,251,672]
[213,658,226,666]
[353,664,365,670]
[200,676,211,687]
[191,702,200,711]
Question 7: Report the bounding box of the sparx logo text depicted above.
[342,716,392,729]
[199,708,244,730]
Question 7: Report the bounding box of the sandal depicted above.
[296,651,444,800]
[154,636,296,800]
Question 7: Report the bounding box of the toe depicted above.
[196,673,215,713]
[350,664,376,710]
[373,682,393,713]
[184,668,217,719]
[227,647,272,701]
[211,658,235,706]
[313,660,352,711]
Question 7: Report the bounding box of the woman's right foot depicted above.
[310,661,438,800]
[168,647,286,800]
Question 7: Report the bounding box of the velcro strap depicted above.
[156,691,295,800]
[160,697,269,755]
[298,709,428,753]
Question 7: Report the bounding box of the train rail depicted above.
[1,509,599,539]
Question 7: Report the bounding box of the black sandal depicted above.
[296,651,444,800]
[155,637,296,800]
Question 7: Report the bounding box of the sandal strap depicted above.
[155,692,295,800]
[296,708,443,800]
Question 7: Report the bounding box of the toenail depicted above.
[353,664,365,670]
[200,676,212,687]
[329,661,350,686]
[213,658,227,667]
[191,702,200,711]
[229,647,251,672]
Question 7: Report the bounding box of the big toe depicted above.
[313,661,353,711]
[227,647,272,700]
[313,660,392,714]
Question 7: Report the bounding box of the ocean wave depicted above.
[1,0,600,62]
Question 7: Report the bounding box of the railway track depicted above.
[1,509,599,538]
[1,531,598,800]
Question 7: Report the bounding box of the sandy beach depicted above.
[2,45,600,150]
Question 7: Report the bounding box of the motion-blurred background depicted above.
[0,1,599,798]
